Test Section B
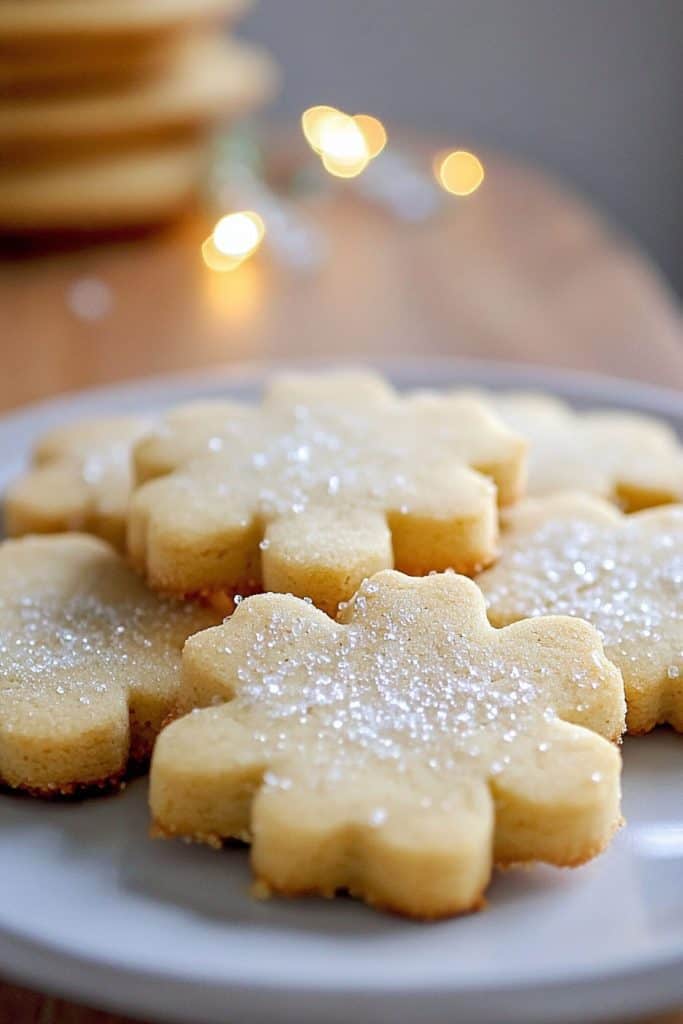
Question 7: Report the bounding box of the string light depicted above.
[318,112,369,177]
[202,210,265,272]
[301,105,387,179]
[213,211,264,257]
[301,105,340,154]
[353,114,387,159]
[434,149,485,196]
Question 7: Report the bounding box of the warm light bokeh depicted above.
[353,114,387,159]
[301,105,387,178]
[202,211,266,272]
[435,149,485,196]
[301,105,340,154]
[318,112,367,166]
[213,211,265,258]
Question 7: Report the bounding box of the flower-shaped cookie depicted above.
[150,570,625,919]
[129,372,526,613]
[478,494,683,733]
[0,534,219,795]
[5,414,153,551]
[461,391,683,511]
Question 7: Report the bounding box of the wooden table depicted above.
[0,145,681,1024]
[1,147,682,408]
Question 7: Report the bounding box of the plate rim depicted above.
[1,887,683,993]
[2,355,681,432]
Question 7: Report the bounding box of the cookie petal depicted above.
[491,719,621,866]
[387,464,497,577]
[150,708,267,843]
[262,506,393,615]
[251,768,494,919]
[0,675,129,793]
[128,471,260,595]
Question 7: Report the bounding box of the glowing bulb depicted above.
[435,150,485,196]
[318,112,368,162]
[213,211,265,258]
[301,105,341,154]
[301,105,387,178]
[202,211,265,272]
[353,114,387,158]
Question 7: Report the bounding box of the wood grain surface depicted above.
[0,144,680,1024]
[0,148,681,411]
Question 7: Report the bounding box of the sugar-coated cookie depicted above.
[461,391,683,511]
[129,372,527,613]
[0,38,277,151]
[478,494,683,734]
[0,0,250,47]
[5,415,153,551]
[0,141,206,231]
[150,570,624,919]
[0,534,220,795]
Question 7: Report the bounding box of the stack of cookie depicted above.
[0,0,277,233]
[2,371,681,919]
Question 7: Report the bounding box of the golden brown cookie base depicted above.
[150,820,225,849]
[0,768,127,801]
[626,719,682,736]
[0,738,156,801]
[253,877,488,922]
[496,815,624,871]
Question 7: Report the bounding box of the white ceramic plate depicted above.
[0,359,681,1024]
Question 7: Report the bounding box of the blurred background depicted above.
[0,0,681,411]
[243,0,683,292]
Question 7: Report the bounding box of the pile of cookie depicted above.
[0,0,277,233]
[1,371,681,919]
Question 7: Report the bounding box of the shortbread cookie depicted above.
[1,36,182,94]
[129,372,527,612]
[0,38,277,152]
[0,534,219,795]
[0,1,250,48]
[5,415,154,551]
[0,141,206,231]
[150,570,624,919]
[464,391,683,511]
[478,494,683,734]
